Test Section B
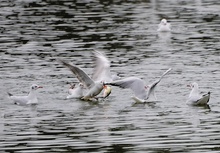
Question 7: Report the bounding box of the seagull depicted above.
[157,19,171,32]
[92,50,120,98]
[186,82,210,106]
[66,83,84,99]
[105,68,172,103]
[60,60,104,101]
[7,84,43,105]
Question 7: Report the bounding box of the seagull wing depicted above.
[157,68,172,83]
[106,77,147,99]
[60,60,95,89]
[92,50,112,82]
[9,95,29,105]
[196,92,210,105]
[147,68,172,97]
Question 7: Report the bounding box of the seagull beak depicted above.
[187,84,191,87]
[38,86,43,88]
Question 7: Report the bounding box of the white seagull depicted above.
[8,84,43,105]
[186,82,210,106]
[157,19,171,32]
[60,60,105,101]
[66,83,84,99]
[105,68,172,103]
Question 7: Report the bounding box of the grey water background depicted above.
[0,0,220,152]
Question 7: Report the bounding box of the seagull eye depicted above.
[32,86,38,89]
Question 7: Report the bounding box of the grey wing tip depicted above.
[166,67,172,73]
[203,91,211,96]
[92,50,102,56]
[58,59,68,65]
[7,92,13,97]
[92,49,98,53]
[207,92,211,103]
[58,59,74,69]
[91,50,99,60]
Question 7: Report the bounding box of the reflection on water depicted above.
[1,0,220,152]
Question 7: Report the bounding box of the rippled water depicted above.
[1,0,220,152]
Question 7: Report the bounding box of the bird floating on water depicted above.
[186,82,210,106]
[66,83,84,99]
[157,19,171,32]
[8,84,43,105]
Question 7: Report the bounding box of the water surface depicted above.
[1,0,220,152]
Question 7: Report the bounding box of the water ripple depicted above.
[1,0,220,152]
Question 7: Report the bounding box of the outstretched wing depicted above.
[60,60,95,89]
[156,68,172,84]
[147,68,172,97]
[106,77,147,99]
[92,50,112,82]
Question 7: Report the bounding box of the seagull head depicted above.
[78,83,84,89]
[161,19,167,25]
[145,85,149,90]
[187,82,199,90]
[31,84,43,90]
